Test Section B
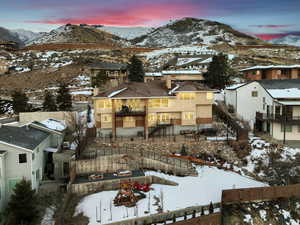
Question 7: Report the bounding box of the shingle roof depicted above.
[0,125,50,151]
[87,61,127,70]
[258,79,300,89]
[94,80,212,99]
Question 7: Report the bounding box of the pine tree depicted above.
[201,207,205,216]
[87,104,92,123]
[7,179,38,225]
[11,90,29,114]
[43,91,57,111]
[56,83,72,111]
[91,70,109,87]
[128,55,145,82]
[209,201,214,214]
[180,144,188,156]
[203,53,233,89]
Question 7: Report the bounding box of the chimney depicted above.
[93,88,99,96]
[166,79,172,89]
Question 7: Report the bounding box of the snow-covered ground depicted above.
[75,166,267,225]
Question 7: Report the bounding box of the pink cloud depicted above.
[27,2,204,27]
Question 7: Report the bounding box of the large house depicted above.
[225,79,300,141]
[241,65,300,80]
[0,120,65,212]
[93,80,214,139]
[86,61,128,88]
[144,70,204,83]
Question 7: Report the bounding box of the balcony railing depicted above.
[115,105,146,117]
[256,112,300,123]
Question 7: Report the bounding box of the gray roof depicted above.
[258,79,300,89]
[87,61,127,71]
[0,125,50,151]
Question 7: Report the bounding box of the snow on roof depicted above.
[70,91,92,95]
[162,70,202,75]
[108,88,127,98]
[199,57,213,64]
[144,72,162,77]
[44,147,58,153]
[240,65,300,72]
[226,83,246,90]
[277,101,300,106]
[168,84,180,95]
[176,57,203,66]
[267,88,300,99]
[40,119,66,132]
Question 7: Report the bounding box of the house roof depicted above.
[0,125,50,151]
[87,61,127,71]
[240,65,300,72]
[257,79,300,89]
[32,119,67,132]
[162,70,202,75]
[94,80,213,99]
[226,79,300,100]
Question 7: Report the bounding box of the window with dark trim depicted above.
[19,154,27,163]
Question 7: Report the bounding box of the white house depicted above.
[0,119,65,212]
[225,79,300,141]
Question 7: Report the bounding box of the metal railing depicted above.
[256,112,300,122]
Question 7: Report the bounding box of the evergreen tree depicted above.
[43,91,57,112]
[11,90,29,114]
[7,179,38,225]
[180,144,188,156]
[56,83,72,111]
[201,207,205,216]
[91,70,109,87]
[128,55,145,82]
[203,53,233,89]
[87,104,92,123]
[209,201,214,214]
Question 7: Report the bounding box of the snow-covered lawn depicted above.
[75,166,267,225]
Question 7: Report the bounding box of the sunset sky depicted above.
[1,0,300,40]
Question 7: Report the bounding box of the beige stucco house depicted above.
[0,59,8,75]
[93,80,214,139]
[144,70,204,83]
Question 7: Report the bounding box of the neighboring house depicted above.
[86,61,128,88]
[0,120,65,212]
[225,79,300,141]
[175,57,212,71]
[241,65,300,80]
[93,80,214,138]
[144,70,204,83]
[0,58,8,75]
[70,90,92,102]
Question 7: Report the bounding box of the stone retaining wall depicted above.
[70,175,178,195]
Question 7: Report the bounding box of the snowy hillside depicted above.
[0,27,23,46]
[27,24,130,46]
[132,17,264,48]
[98,26,153,40]
[269,35,300,47]
[12,29,44,45]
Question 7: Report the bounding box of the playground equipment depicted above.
[113,181,149,207]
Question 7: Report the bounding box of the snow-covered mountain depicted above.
[268,35,300,47]
[27,24,130,46]
[11,29,45,45]
[132,17,264,47]
[98,26,153,40]
[0,27,23,46]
